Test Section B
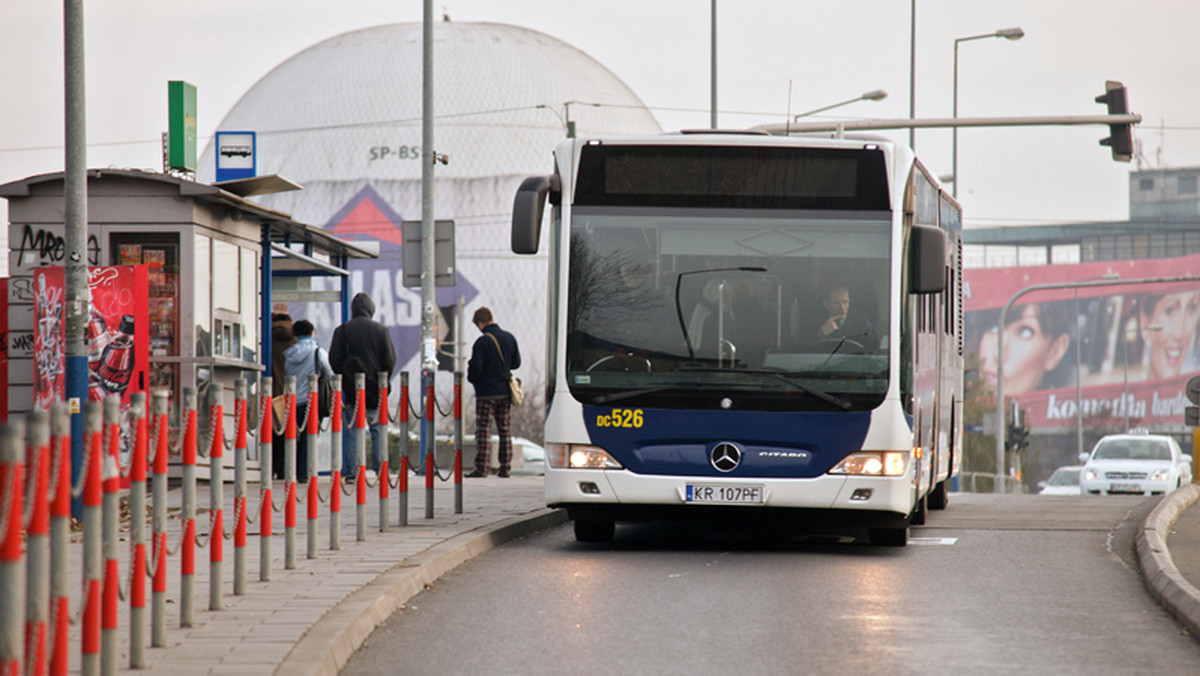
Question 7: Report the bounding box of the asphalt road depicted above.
[343,494,1200,675]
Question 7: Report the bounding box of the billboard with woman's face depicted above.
[964,255,1200,428]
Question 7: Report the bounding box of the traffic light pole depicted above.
[994,275,1200,493]
[756,113,1141,135]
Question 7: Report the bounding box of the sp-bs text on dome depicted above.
[369,145,421,162]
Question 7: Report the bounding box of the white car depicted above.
[1039,465,1082,495]
[1079,431,1193,496]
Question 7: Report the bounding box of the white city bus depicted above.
[512,132,963,546]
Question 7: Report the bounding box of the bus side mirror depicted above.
[512,174,560,254]
[909,224,946,294]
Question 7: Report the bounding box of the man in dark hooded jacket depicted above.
[330,293,396,479]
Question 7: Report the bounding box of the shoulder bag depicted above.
[488,334,524,406]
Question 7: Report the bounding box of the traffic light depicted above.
[1095,80,1134,162]
[1007,423,1029,453]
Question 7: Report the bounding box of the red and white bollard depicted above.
[209,391,225,611]
[81,403,102,674]
[128,393,149,668]
[151,391,169,648]
[306,375,319,559]
[49,405,71,676]
[25,411,50,676]
[329,375,342,550]
[284,377,297,570]
[259,377,274,582]
[234,380,249,594]
[398,371,409,527]
[354,373,367,542]
[180,387,198,628]
[101,395,121,675]
[0,419,25,676]
[377,373,389,532]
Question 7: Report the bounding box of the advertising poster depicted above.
[33,265,150,412]
[0,278,7,422]
[964,254,1200,429]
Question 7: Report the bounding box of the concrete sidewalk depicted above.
[64,473,563,675]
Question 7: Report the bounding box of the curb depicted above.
[277,508,568,676]
[1135,482,1200,639]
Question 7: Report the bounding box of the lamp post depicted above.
[794,90,888,121]
[953,27,1024,197]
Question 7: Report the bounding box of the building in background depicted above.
[197,21,663,439]
[963,166,1200,485]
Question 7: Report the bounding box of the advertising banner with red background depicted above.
[964,254,1200,428]
[33,265,149,412]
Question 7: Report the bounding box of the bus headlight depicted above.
[547,444,623,470]
[829,451,908,477]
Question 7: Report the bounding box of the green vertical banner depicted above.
[167,81,197,172]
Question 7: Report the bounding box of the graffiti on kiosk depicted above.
[14,224,100,270]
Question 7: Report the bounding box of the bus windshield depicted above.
[565,207,892,411]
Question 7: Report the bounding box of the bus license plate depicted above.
[685,484,764,504]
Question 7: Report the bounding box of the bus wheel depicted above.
[929,479,950,510]
[910,492,927,526]
[868,526,908,547]
[574,520,615,543]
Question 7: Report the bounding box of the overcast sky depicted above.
[3,0,1198,265]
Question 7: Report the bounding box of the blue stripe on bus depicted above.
[583,405,871,478]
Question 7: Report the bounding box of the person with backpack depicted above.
[329,292,396,480]
[282,319,333,483]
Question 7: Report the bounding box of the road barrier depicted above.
[0,367,471,674]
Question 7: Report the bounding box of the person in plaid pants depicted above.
[466,307,521,477]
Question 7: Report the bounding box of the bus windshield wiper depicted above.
[592,386,678,405]
[765,372,852,410]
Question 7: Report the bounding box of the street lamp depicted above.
[794,90,888,121]
[952,27,1024,197]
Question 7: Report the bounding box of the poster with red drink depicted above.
[33,265,149,410]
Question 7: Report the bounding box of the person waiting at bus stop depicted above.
[467,306,521,478]
[330,292,396,481]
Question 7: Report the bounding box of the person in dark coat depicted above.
[329,293,397,479]
[270,313,297,480]
[466,306,521,477]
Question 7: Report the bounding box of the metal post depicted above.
[378,373,390,532]
[64,0,90,527]
[330,375,342,550]
[150,391,169,648]
[128,394,148,668]
[180,387,197,627]
[101,395,121,675]
[0,419,25,676]
[81,403,102,675]
[710,0,718,129]
[454,371,463,514]
[27,412,51,675]
[258,378,273,582]
[398,372,409,527]
[284,377,297,570]
[208,389,224,611]
[307,374,319,558]
[49,404,72,674]
[355,373,367,542]
[425,370,436,518]
[234,380,248,593]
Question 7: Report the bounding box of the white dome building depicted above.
[199,21,661,431]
